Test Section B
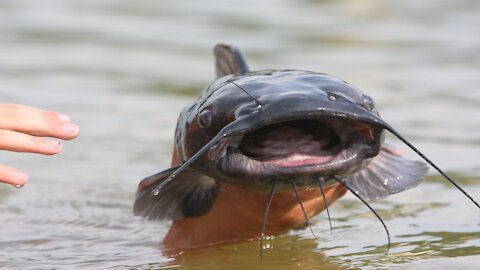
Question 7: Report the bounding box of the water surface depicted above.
[0,0,479,269]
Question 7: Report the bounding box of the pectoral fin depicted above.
[344,145,428,201]
[133,166,219,220]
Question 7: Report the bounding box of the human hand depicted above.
[0,104,80,187]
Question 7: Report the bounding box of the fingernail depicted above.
[58,113,71,123]
[63,123,80,136]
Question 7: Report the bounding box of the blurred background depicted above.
[0,0,479,269]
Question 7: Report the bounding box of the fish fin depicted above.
[344,144,428,201]
[133,166,219,220]
[214,44,250,78]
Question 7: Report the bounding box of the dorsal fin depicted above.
[214,44,250,78]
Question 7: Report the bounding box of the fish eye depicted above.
[361,95,375,111]
[198,110,213,128]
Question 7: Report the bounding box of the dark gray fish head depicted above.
[176,70,386,191]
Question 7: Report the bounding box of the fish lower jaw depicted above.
[214,141,376,186]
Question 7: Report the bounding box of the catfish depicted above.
[134,44,479,254]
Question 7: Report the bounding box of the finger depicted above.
[0,164,29,187]
[0,129,63,155]
[0,103,80,140]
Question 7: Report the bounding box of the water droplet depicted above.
[256,104,262,110]
[383,178,389,186]
[328,95,336,101]
[151,189,160,196]
[14,184,23,188]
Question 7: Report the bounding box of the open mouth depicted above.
[239,120,342,168]
[213,117,382,185]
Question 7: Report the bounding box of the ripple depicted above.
[1,0,480,269]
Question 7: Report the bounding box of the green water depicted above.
[0,0,479,269]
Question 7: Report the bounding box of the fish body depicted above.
[134,44,427,221]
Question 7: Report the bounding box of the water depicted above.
[0,0,479,269]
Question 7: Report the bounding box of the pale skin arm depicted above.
[0,103,80,187]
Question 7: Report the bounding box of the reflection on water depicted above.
[165,237,344,270]
[0,0,479,269]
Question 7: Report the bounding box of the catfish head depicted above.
[133,44,445,221]
[177,70,388,191]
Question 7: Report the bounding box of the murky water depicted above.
[0,0,479,269]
